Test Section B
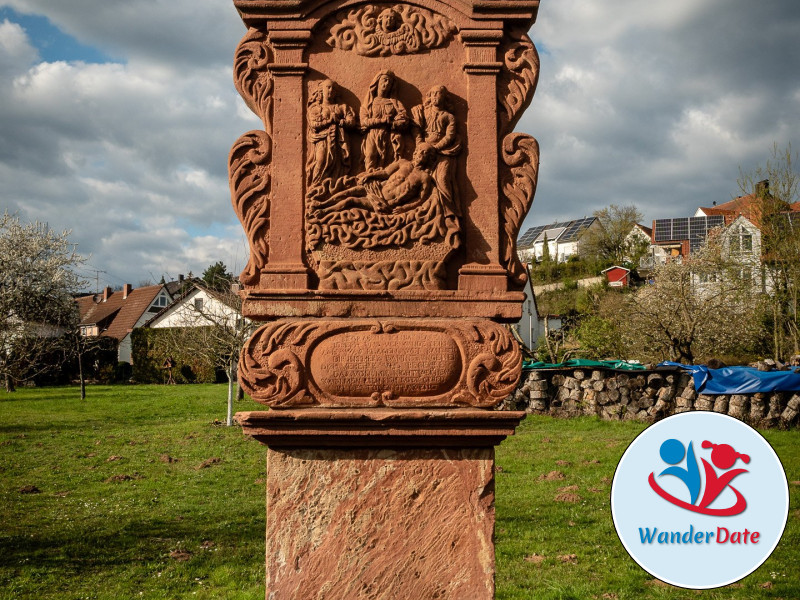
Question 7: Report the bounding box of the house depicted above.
[517,217,600,263]
[602,266,631,287]
[650,214,727,263]
[144,282,242,330]
[76,284,174,363]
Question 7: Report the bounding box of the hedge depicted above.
[131,328,220,384]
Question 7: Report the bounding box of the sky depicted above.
[0,0,798,289]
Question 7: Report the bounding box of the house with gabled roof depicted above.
[144,281,242,331]
[76,283,174,364]
[517,217,600,263]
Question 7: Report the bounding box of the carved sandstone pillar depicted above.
[229,1,542,598]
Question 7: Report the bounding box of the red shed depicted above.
[602,266,631,287]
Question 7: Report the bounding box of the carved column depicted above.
[459,29,509,292]
[260,30,313,290]
[229,1,542,598]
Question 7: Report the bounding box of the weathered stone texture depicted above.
[265,448,495,600]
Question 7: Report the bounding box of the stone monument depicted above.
[229,0,541,597]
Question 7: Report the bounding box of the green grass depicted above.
[1,386,797,599]
[495,417,800,600]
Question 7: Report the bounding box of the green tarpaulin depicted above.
[522,359,646,371]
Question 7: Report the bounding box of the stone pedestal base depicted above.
[237,409,524,600]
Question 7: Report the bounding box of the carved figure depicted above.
[315,144,436,215]
[411,85,462,213]
[327,4,456,57]
[306,79,357,187]
[360,70,409,170]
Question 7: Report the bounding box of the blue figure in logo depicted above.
[658,438,701,505]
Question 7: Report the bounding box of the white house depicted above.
[145,284,242,330]
[517,217,600,264]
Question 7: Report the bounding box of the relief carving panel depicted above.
[304,72,463,291]
[239,319,520,408]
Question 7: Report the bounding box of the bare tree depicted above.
[0,213,85,391]
[580,204,645,265]
[154,279,253,425]
[739,143,800,360]
[608,234,762,364]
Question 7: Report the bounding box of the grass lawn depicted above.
[0,385,797,599]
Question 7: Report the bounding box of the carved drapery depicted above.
[327,4,456,56]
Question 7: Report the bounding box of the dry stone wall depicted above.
[504,368,800,428]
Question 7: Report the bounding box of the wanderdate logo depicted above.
[648,438,750,516]
[611,412,788,589]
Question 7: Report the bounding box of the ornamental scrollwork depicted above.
[498,28,540,136]
[316,260,447,291]
[238,321,317,406]
[228,131,272,286]
[499,133,540,289]
[465,324,522,404]
[327,4,456,57]
[233,28,273,130]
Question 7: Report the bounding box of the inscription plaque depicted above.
[311,330,461,397]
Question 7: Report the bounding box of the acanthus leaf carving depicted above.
[327,4,456,57]
[498,28,540,136]
[229,130,272,286]
[234,28,273,130]
[499,132,540,289]
[238,319,520,408]
[466,326,522,402]
[316,260,447,291]
[238,321,316,407]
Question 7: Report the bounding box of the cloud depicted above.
[0,0,798,287]
[522,0,800,226]
[0,5,255,285]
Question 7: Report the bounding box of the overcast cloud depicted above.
[0,0,797,288]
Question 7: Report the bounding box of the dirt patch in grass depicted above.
[554,492,581,503]
[524,553,545,564]
[169,549,192,562]
[538,470,566,481]
[197,457,221,469]
[104,474,141,483]
[558,554,578,564]
[19,485,40,494]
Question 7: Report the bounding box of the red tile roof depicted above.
[76,285,164,340]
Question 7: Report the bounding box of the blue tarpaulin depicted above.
[659,362,800,395]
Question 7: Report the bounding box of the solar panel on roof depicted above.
[518,217,597,245]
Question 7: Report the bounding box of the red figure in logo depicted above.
[697,441,749,513]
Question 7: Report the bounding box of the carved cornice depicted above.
[234,0,538,27]
[236,408,527,448]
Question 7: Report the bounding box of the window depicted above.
[194,297,204,310]
[729,226,753,255]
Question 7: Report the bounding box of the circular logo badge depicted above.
[611,412,789,589]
